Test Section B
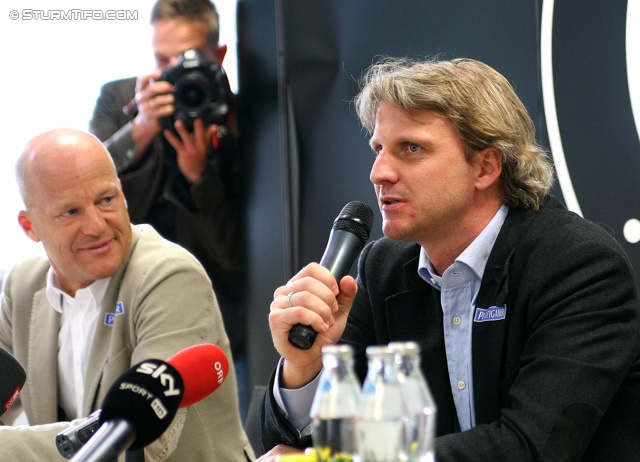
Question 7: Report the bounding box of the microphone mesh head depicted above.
[333,201,374,242]
[100,359,184,449]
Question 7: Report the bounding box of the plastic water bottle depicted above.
[356,345,406,462]
[389,342,437,462]
[310,344,362,462]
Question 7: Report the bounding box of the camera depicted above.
[158,48,231,130]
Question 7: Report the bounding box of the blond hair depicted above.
[355,56,554,211]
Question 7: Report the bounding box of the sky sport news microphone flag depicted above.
[68,344,229,462]
[165,343,229,407]
[58,344,229,459]
[0,346,26,418]
[288,201,374,350]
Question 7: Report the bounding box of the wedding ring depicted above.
[286,291,295,307]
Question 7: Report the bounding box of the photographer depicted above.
[89,0,248,417]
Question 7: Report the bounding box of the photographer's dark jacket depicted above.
[258,196,640,461]
[89,77,246,360]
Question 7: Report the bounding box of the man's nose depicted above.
[82,208,107,235]
[370,150,396,185]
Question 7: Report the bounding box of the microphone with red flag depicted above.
[57,343,229,460]
[0,347,26,418]
[166,342,229,407]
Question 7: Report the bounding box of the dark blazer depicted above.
[89,77,246,359]
[259,196,640,461]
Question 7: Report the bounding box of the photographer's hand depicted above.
[163,118,215,183]
[130,70,175,159]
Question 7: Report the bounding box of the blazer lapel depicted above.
[82,225,141,415]
[26,289,60,424]
[472,254,511,424]
[471,203,535,424]
[81,282,117,414]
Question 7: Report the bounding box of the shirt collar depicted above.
[418,204,509,289]
[45,268,111,313]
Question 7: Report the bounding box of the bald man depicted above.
[0,129,254,461]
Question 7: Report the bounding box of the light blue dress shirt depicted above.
[417,204,508,431]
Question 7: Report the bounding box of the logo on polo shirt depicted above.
[474,305,507,322]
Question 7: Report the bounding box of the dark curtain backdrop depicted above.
[237,0,640,395]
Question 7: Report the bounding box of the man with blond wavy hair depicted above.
[257,57,640,462]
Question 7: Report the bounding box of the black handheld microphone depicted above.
[0,347,26,418]
[70,358,184,462]
[288,201,374,350]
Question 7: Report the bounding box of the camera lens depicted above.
[177,83,205,108]
[174,73,212,116]
[158,48,230,130]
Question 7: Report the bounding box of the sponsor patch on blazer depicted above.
[474,305,507,322]
[104,313,116,326]
[115,302,124,315]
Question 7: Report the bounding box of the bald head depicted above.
[16,128,117,209]
[15,128,132,295]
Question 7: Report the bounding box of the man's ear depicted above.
[216,44,227,66]
[474,147,502,191]
[18,210,40,242]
